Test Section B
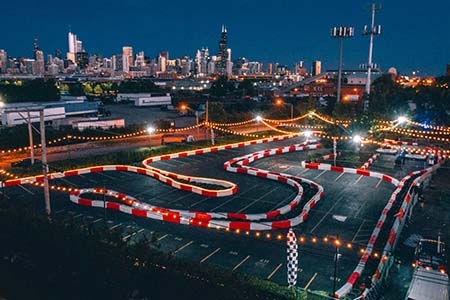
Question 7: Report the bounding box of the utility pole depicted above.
[331,26,354,103]
[40,110,51,215]
[362,3,382,112]
[27,112,35,165]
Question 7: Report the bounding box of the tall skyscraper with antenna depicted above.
[216,25,228,74]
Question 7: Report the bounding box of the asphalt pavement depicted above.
[1,136,432,296]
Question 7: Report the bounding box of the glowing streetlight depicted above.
[303,130,312,138]
[255,115,262,122]
[397,116,407,124]
[147,126,155,134]
[352,134,362,144]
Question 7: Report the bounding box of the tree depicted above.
[237,79,256,97]
[207,102,227,122]
[296,96,316,115]
[0,79,60,102]
[209,76,234,98]
[68,82,85,96]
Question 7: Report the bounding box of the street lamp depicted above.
[331,237,342,298]
[256,115,262,132]
[303,130,312,138]
[179,104,200,136]
[274,98,294,119]
[352,134,362,144]
[147,126,155,148]
[397,116,407,124]
[331,26,354,103]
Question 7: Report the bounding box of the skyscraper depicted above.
[122,46,133,67]
[0,49,8,73]
[216,25,228,74]
[226,48,233,75]
[312,61,321,76]
[67,30,84,64]
[33,39,45,75]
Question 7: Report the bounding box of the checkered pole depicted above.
[287,228,298,287]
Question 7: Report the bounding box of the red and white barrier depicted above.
[357,163,442,299]
[300,161,399,186]
[360,153,379,170]
[4,133,328,231]
[384,139,419,146]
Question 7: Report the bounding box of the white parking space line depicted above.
[353,175,364,185]
[232,255,251,271]
[266,263,283,280]
[18,184,35,195]
[334,173,345,182]
[109,223,122,230]
[73,213,83,219]
[200,248,221,263]
[0,192,10,199]
[309,195,344,234]
[352,220,365,242]
[92,218,103,224]
[297,169,310,176]
[313,170,327,179]
[55,209,65,214]
[189,197,212,208]
[157,234,169,241]
[236,188,279,213]
[95,172,117,180]
[58,177,77,187]
[374,178,383,189]
[210,196,238,212]
[122,228,145,241]
[304,272,318,290]
[174,240,194,254]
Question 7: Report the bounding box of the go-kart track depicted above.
[2,133,440,298]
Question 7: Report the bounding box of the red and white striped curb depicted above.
[3,165,237,198]
[384,139,419,146]
[4,133,327,231]
[300,161,400,186]
[360,153,379,169]
[357,163,442,299]
[67,139,324,231]
[335,166,434,298]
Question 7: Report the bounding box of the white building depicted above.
[116,93,172,107]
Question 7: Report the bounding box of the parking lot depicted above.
[1,136,429,295]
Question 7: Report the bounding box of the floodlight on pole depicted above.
[147,126,155,134]
[397,116,407,124]
[352,134,362,144]
[331,26,354,103]
[362,4,382,91]
[303,130,312,138]
[255,115,262,122]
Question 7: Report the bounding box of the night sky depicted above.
[2,0,449,76]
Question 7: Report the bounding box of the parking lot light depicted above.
[147,126,155,135]
[255,115,262,122]
[352,134,362,144]
[304,130,312,138]
[397,116,407,124]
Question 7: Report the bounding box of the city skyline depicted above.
[1,0,450,76]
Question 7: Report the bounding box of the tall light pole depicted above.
[275,98,293,119]
[362,3,382,112]
[40,110,51,216]
[147,126,155,148]
[331,26,354,103]
[180,104,199,136]
[27,112,35,165]
[331,237,341,298]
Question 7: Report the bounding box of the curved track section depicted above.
[5,134,325,231]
